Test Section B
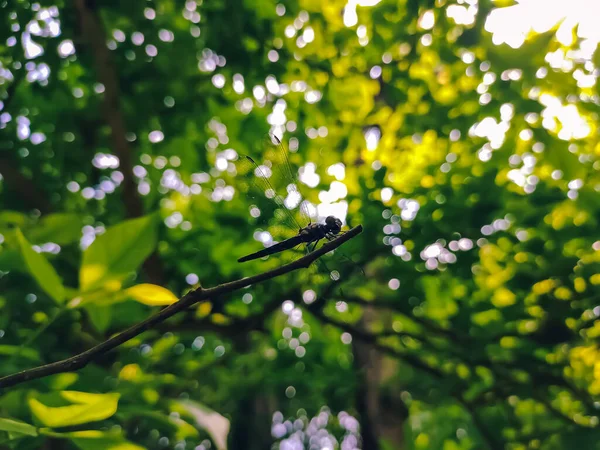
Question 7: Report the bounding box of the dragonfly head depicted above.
[325,216,342,235]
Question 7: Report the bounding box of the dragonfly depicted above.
[235,134,355,281]
[238,214,343,262]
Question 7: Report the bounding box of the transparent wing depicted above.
[261,134,313,227]
[235,154,303,241]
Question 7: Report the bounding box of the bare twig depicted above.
[0,225,362,390]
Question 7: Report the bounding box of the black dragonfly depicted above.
[235,134,354,281]
[238,215,343,263]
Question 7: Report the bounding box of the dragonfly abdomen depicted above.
[238,234,305,263]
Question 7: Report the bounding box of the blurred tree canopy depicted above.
[1,0,600,449]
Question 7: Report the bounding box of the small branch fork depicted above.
[0,226,363,390]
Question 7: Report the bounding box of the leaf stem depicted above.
[6,308,65,365]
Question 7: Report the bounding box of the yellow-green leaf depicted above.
[0,210,27,229]
[0,417,38,436]
[170,416,199,440]
[29,391,120,428]
[41,430,145,450]
[80,215,158,292]
[67,286,127,309]
[126,284,178,306]
[47,373,79,390]
[71,435,145,450]
[16,229,65,304]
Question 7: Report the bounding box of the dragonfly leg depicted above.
[309,238,321,253]
[324,234,365,277]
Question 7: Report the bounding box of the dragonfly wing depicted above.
[261,134,313,227]
[236,154,303,237]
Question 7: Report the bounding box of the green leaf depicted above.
[80,215,158,291]
[0,417,38,436]
[84,303,113,332]
[29,391,120,428]
[0,210,27,230]
[0,248,25,272]
[421,276,457,320]
[126,284,178,306]
[16,229,65,304]
[38,430,145,450]
[0,344,41,362]
[67,431,146,450]
[27,213,84,245]
[47,373,79,390]
[66,288,128,309]
[175,400,230,450]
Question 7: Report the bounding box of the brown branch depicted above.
[305,301,445,380]
[73,0,163,284]
[0,225,362,390]
[306,305,504,449]
[311,298,595,433]
[342,294,464,342]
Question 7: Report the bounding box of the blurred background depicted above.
[1,0,600,449]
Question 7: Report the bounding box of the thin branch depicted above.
[456,398,501,450]
[342,294,463,342]
[305,302,445,380]
[0,225,362,390]
[306,305,506,449]
[313,302,592,430]
[346,295,597,417]
[6,308,65,366]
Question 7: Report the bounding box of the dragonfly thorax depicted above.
[299,216,342,242]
